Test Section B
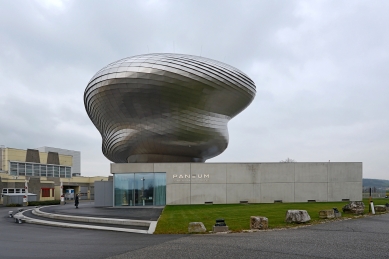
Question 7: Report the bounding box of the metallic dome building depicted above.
[84,53,256,163]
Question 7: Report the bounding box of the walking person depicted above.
[75,194,79,209]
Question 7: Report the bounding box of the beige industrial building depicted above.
[1,147,73,177]
[0,147,108,205]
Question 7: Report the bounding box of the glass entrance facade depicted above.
[114,173,166,206]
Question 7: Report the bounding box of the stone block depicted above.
[319,210,335,219]
[285,210,311,223]
[342,201,365,214]
[212,226,229,232]
[188,222,206,233]
[374,205,387,213]
[250,216,268,230]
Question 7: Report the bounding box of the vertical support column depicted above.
[23,180,28,207]
[60,181,65,205]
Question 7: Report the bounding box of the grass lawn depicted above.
[154,198,389,234]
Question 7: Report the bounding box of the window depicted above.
[10,162,18,176]
[18,163,26,176]
[54,166,59,177]
[60,167,65,178]
[9,161,71,178]
[65,167,71,178]
[40,165,47,177]
[41,188,51,197]
[33,164,40,176]
[52,188,55,197]
[1,188,24,194]
[26,164,33,176]
[47,165,53,177]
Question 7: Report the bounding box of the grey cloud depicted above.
[0,0,388,178]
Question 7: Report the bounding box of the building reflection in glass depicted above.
[114,173,166,206]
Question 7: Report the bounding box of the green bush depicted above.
[6,203,22,207]
[28,200,61,206]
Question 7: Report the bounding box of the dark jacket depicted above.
[75,195,79,206]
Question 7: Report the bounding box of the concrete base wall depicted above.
[111,162,362,205]
[94,181,113,207]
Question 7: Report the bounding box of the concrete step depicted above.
[34,206,153,227]
[25,210,149,230]
[19,208,158,234]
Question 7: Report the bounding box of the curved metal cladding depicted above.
[84,53,256,163]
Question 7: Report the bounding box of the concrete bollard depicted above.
[213,219,229,232]
[60,181,65,205]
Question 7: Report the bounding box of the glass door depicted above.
[114,173,134,206]
[134,173,154,206]
[114,173,166,207]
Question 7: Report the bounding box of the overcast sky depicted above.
[1,0,388,179]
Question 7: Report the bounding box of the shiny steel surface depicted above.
[84,53,256,163]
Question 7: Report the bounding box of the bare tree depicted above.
[280,157,296,163]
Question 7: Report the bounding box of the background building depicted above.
[0,146,108,205]
[1,147,72,178]
[36,146,81,176]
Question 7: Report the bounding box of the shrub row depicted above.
[6,203,22,207]
[4,200,60,207]
[28,200,61,206]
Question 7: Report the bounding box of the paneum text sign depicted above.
[172,174,210,182]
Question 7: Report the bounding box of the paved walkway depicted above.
[108,213,389,259]
[40,201,164,221]
[2,205,389,259]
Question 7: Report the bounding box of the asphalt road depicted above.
[1,206,388,259]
